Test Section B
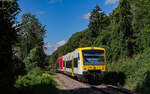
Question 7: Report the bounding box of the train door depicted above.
[78,51,83,75]
[72,56,74,76]
[73,52,79,75]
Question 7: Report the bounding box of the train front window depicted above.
[82,50,104,65]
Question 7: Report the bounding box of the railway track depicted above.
[53,73,139,94]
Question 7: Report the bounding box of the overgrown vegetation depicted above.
[1,0,150,94]
[50,0,150,93]
[107,48,150,94]
[0,0,20,90]
[15,68,58,94]
[0,0,56,94]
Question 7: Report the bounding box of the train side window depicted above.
[66,61,69,68]
[74,58,78,68]
[66,60,70,68]
[69,60,71,68]
[67,61,69,68]
[78,53,80,60]
[70,60,72,68]
[63,61,65,67]
[66,60,73,68]
[69,60,72,68]
[67,60,69,68]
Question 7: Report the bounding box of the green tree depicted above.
[0,0,20,89]
[18,13,45,60]
[24,47,46,71]
[88,5,106,36]
[17,13,47,70]
[131,0,150,53]
[111,0,133,61]
[133,0,150,33]
[79,5,107,47]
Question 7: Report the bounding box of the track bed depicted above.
[53,73,139,94]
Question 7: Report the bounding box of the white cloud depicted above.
[44,40,66,55]
[105,0,119,5]
[49,0,63,4]
[83,12,91,20]
[56,40,66,45]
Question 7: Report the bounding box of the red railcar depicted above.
[56,57,63,71]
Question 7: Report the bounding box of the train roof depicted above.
[63,47,105,57]
[57,47,105,59]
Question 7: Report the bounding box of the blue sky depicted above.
[18,0,119,44]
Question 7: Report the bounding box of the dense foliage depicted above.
[110,0,133,61]
[107,48,150,94]
[50,0,150,66]
[0,0,20,90]
[16,13,47,71]
[0,0,53,93]
[1,0,150,94]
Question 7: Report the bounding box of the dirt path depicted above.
[53,73,139,94]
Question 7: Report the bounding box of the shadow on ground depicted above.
[60,88,107,94]
[102,72,126,86]
[9,84,59,94]
[86,72,126,86]
[11,86,136,94]
[59,86,136,94]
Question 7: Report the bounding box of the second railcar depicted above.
[56,57,63,72]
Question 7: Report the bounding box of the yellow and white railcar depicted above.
[62,47,107,81]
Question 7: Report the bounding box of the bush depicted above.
[107,48,150,94]
[23,47,47,71]
[15,67,58,94]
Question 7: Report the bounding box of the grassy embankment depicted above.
[106,48,150,94]
[14,67,59,94]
